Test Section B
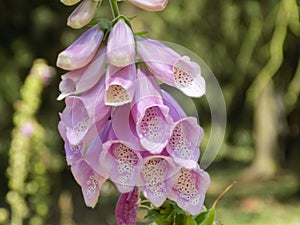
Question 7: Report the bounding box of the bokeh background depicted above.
[0,0,300,224]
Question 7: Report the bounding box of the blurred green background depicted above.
[0,0,300,224]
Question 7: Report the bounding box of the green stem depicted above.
[109,0,120,18]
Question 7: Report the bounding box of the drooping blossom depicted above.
[168,165,210,215]
[138,155,179,207]
[70,136,107,208]
[137,38,206,97]
[67,0,99,29]
[131,69,173,154]
[99,122,144,193]
[59,76,111,146]
[162,90,203,169]
[57,24,103,70]
[107,19,135,67]
[127,0,168,11]
[105,64,136,106]
[57,47,106,100]
[115,187,139,225]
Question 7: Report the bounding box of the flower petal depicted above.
[71,160,106,208]
[115,187,139,225]
[168,166,210,215]
[57,25,103,70]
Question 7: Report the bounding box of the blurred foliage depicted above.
[0,0,299,224]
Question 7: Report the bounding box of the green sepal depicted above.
[194,208,215,225]
[87,18,111,30]
[134,31,148,37]
[184,215,197,225]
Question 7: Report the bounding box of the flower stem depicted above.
[109,0,120,18]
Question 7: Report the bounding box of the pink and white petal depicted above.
[115,187,139,225]
[167,117,203,169]
[173,57,206,98]
[67,0,99,29]
[57,24,103,70]
[105,64,136,106]
[71,160,106,208]
[100,141,143,193]
[168,166,210,215]
[138,156,179,207]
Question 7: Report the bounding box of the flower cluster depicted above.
[57,2,210,223]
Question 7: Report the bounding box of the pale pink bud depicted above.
[56,25,103,70]
[60,0,82,6]
[107,20,135,67]
[128,0,168,11]
[67,0,99,29]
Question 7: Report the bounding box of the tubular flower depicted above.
[57,25,103,70]
[58,47,106,100]
[70,136,107,208]
[131,69,173,154]
[107,19,135,67]
[59,77,111,146]
[105,64,136,106]
[67,0,99,29]
[115,187,139,225]
[162,90,203,169]
[138,156,179,207]
[127,0,168,11]
[168,165,210,215]
[137,38,206,97]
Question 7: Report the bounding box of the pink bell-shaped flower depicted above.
[57,47,106,100]
[105,64,136,106]
[168,165,210,215]
[115,187,139,225]
[107,19,135,67]
[128,0,168,11]
[67,0,99,29]
[137,38,206,98]
[57,25,103,70]
[138,155,179,207]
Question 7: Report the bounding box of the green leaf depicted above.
[144,209,161,220]
[175,214,186,225]
[184,215,197,225]
[194,208,215,225]
[155,217,173,225]
[134,31,148,37]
